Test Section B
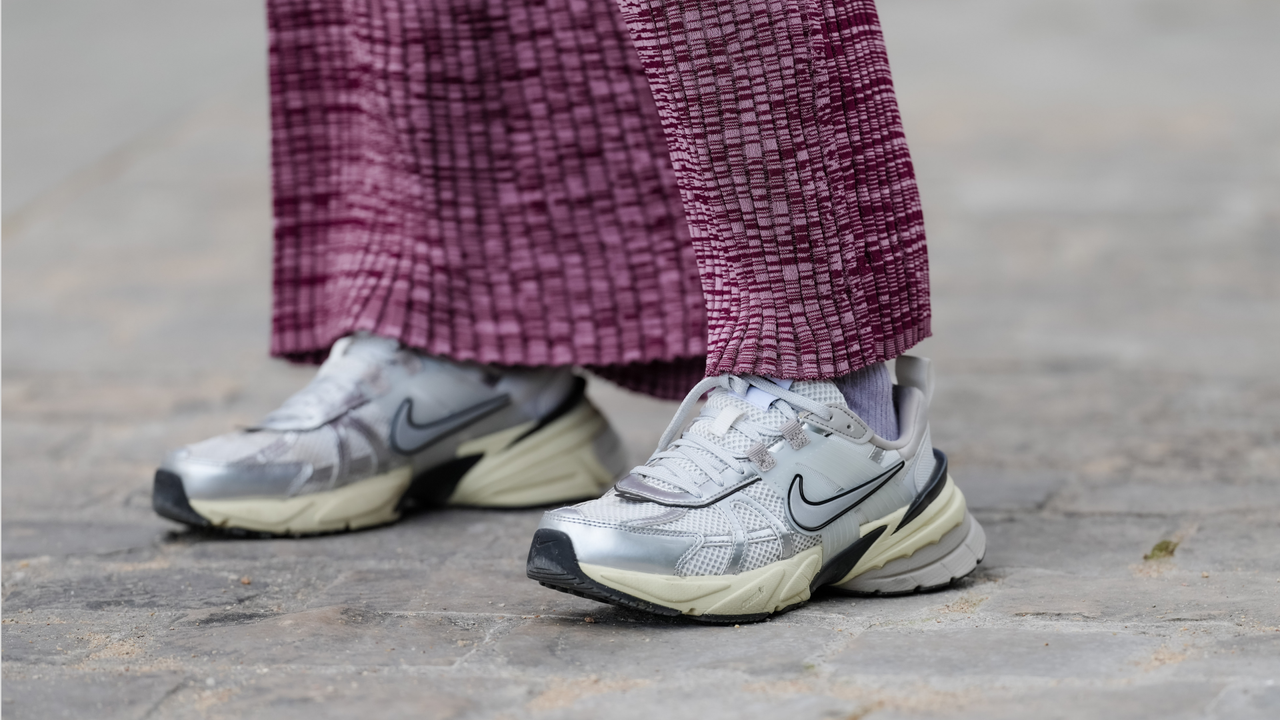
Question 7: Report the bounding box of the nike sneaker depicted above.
[526,356,985,622]
[153,334,627,535]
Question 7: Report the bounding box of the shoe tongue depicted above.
[256,334,402,430]
[640,378,845,494]
[685,378,846,460]
[734,378,792,410]
[786,378,848,408]
[317,333,399,377]
[713,378,847,428]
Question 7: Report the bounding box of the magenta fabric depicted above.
[267,0,708,398]
[615,0,931,379]
[268,0,930,398]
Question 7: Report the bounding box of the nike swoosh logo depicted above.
[787,461,905,532]
[389,394,512,455]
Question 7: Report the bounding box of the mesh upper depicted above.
[573,473,817,576]
[741,539,783,572]
[184,430,288,464]
[679,545,732,576]
[569,378,848,576]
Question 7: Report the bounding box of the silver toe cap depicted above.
[160,451,311,501]
[538,507,699,575]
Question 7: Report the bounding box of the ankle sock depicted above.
[833,362,898,440]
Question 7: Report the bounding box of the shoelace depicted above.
[632,375,835,497]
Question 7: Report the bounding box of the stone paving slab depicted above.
[4,0,1279,718]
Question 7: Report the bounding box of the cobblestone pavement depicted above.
[3,1,1278,718]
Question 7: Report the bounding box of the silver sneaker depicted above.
[526,355,986,622]
[153,334,627,535]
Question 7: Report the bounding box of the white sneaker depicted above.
[526,356,985,622]
[153,334,627,535]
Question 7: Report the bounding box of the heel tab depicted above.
[894,355,934,407]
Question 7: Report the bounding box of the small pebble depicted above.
[240,576,252,585]
[584,616,596,624]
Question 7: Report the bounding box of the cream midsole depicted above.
[834,476,967,585]
[576,477,968,616]
[447,398,618,507]
[580,546,824,617]
[188,466,412,535]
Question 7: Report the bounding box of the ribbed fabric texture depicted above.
[614,0,930,380]
[268,0,706,398]
[267,0,930,399]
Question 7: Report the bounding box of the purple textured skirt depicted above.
[268,0,930,399]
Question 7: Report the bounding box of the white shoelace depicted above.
[632,375,834,496]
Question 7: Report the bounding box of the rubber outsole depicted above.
[528,520,982,622]
[153,469,397,539]
[153,470,211,529]
[526,529,800,624]
[526,450,986,622]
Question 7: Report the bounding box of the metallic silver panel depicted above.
[721,504,747,574]
[801,406,872,443]
[614,468,757,507]
[539,509,700,575]
[165,457,311,500]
